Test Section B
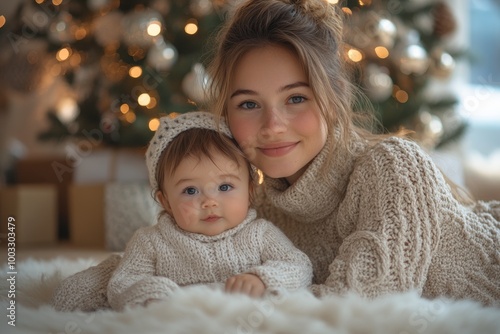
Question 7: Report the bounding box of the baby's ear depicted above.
[156,190,173,215]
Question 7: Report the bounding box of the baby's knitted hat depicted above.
[145,111,233,192]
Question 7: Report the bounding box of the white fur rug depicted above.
[1,257,500,334]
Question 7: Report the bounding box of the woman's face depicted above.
[227,45,327,184]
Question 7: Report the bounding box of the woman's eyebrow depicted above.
[230,89,256,99]
[230,81,310,99]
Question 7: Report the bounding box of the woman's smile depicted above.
[259,142,299,157]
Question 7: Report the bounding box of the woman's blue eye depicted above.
[183,187,198,195]
[219,184,233,192]
[240,101,257,109]
[289,96,305,104]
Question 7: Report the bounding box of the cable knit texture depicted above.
[145,111,232,192]
[254,136,500,306]
[107,209,312,310]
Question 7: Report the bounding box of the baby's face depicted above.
[159,150,250,236]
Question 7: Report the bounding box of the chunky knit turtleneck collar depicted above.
[159,208,258,242]
[263,135,367,223]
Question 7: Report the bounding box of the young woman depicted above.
[206,0,500,306]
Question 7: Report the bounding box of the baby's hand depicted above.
[225,274,265,297]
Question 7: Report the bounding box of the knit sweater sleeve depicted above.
[107,227,179,310]
[246,220,313,291]
[312,138,443,298]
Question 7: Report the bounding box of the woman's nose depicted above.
[260,108,286,138]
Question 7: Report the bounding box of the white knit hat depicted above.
[145,111,233,192]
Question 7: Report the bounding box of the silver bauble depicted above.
[48,12,77,44]
[429,48,455,79]
[348,12,397,50]
[122,9,164,48]
[363,64,393,102]
[182,63,211,104]
[395,30,429,75]
[146,37,178,71]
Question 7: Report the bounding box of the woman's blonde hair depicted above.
[205,0,472,204]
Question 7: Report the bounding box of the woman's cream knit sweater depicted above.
[254,136,500,306]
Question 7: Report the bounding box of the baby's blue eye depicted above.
[289,96,305,104]
[183,187,198,195]
[219,184,233,192]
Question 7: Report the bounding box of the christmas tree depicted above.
[341,0,465,149]
[0,0,465,150]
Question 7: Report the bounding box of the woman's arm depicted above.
[313,138,444,298]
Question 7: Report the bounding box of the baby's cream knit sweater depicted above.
[255,136,500,306]
[107,209,312,310]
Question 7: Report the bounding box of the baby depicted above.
[107,111,312,310]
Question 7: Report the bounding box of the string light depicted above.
[374,46,389,59]
[185,19,198,35]
[74,27,87,40]
[342,7,352,15]
[137,93,151,106]
[395,90,409,103]
[56,97,79,123]
[56,47,71,61]
[347,48,363,62]
[52,0,63,6]
[69,52,82,66]
[120,104,130,114]
[147,21,162,37]
[149,118,160,131]
[124,111,136,123]
[129,66,142,78]
[0,15,6,29]
[146,97,157,109]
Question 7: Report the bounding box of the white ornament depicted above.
[146,37,178,71]
[429,48,455,79]
[348,12,397,50]
[363,64,393,102]
[182,63,211,104]
[48,12,77,44]
[122,9,164,48]
[395,30,429,75]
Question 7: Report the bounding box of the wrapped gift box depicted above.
[0,184,58,245]
[68,183,106,248]
[68,182,158,250]
[16,156,73,239]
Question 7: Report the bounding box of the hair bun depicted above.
[289,0,333,22]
